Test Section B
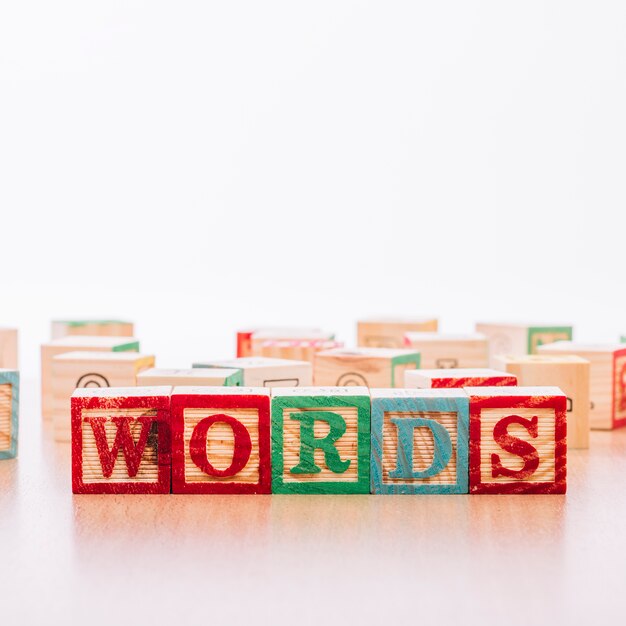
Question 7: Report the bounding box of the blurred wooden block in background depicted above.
[370,388,469,494]
[357,317,438,348]
[271,387,370,494]
[495,354,590,448]
[0,328,18,369]
[405,368,517,389]
[537,342,626,430]
[237,327,335,358]
[476,322,572,367]
[314,347,420,387]
[0,370,19,460]
[171,387,271,494]
[71,386,172,494]
[467,386,567,494]
[256,339,343,363]
[193,357,312,388]
[403,333,488,369]
[138,367,242,387]
[41,336,140,420]
[51,319,134,340]
[52,351,155,442]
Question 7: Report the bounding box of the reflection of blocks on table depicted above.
[370,388,469,494]
[171,387,271,494]
[537,342,626,430]
[193,357,312,388]
[0,328,18,369]
[51,320,134,340]
[137,368,242,387]
[314,348,420,387]
[0,370,19,460]
[72,386,172,494]
[467,386,567,494]
[256,339,343,363]
[495,354,590,448]
[237,328,335,358]
[357,318,438,348]
[52,351,155,442]
[41,336,140,420]
[405,368,517,389]
[271,387,370,494]
[475,322,573,367]
[403,333,488,369]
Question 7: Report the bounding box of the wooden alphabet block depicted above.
[71,386,171,494]
[313,348,420,387]
[467,386,566,494]
[41,336,139,420]
[537,342,626,430]
[52,351,155,441]
[405,368,517,389]
[257,339,343,363]
[494,354,590,448]
[403,333,488,369]
[171,387,271,494]
[0,370,19,460]
[357,318,438,348]
[193,357,312,388]
[475,322,573,367]
[370,388,469,494]
[0,328,18,369]
[51,319,134,340]
[237,328,335,357]
[271,387,370,494]
[137,367,242,387]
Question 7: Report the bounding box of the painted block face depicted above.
[71,386,172,494]
[51,320,134,340]
[467,386,566,494]
[495,355,590,449]
[313,348,420,387]
[171,387,271,494]
[0,328,18,369]
[357,318,438,349]
[137,367,243,387]
[370,389,469,494]
[0,370,19,460]
[405,368,517,389]
[193,357,312,388]
[271,387,370,494]
[403,333,488,369]
[237,328,334,358]
[538,342,626,430]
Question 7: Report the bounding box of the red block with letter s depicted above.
[467,386,566,494]
[72,386,172,494]
[171,387,271,494]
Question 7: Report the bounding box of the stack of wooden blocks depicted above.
[0,328,19,460]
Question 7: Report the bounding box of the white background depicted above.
[1,1,625,379]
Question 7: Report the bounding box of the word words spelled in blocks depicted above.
[271,387,371,494]
[403,333,488,369]
[137,367,242,387]
[41,336,140,419]
[0,328,18,369]
[52,351,155,442]
[51,319,134,340]
[467,386,567,494]
[0,370,19,460]
[357,317,438,348]
[475,322,573,367]
[537,342,626,430]
[171,387,271,494]
[314,348,420,387]
[405,368,517,389]
[370,388,469,494]
[71,387,172,494]
[193,357,312,388]
[495,354,590,449]
[237,328,334,358]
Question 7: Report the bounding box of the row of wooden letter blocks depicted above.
[72,382,566,495]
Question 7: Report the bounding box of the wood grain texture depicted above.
[171,389,271,494]
[71,387,171,494]
[271,387,370,494]
[370,389,469,494]
[467,386,566,494]
[403,333,488,369]
[357,318,438,348]
[257,339,343,363]
[0,370,18,459]
[0,328,18,369]
[137,367,243,387]
[405,368,517,389]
